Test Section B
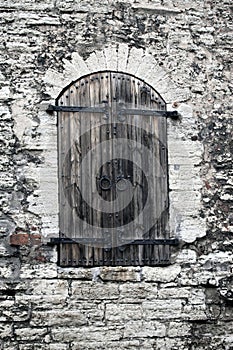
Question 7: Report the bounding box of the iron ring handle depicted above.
[99,176,112,191]
[116,178,128,191]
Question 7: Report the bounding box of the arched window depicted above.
[49,71,178,266]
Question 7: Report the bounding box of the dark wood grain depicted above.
[57,71,170,266]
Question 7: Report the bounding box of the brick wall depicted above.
[0,0,232,349]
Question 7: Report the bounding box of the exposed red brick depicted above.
[10,234,41,246]
[204,180,211,190]
[10,233,29,246]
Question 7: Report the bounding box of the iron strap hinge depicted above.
[47,105,106,113]
[49,237,179,246]
[47,104,179,119]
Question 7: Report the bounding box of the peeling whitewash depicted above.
[0,0,232,348]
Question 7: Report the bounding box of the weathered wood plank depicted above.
[57,71,170,266]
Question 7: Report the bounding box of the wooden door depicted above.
[57,71,170,266]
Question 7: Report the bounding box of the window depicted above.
[49,71,178,266]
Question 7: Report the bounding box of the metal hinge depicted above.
[46,105,106,114]
[49,237,179,246]
[165,111,179,119]
[46,104,179,119]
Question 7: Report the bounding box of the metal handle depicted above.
[99,176,112,191]
[116,178,128,191]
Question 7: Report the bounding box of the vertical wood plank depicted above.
[57,70,170,267]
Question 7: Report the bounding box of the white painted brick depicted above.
[95,50,107,70]
[86,52,102,72]
[30,310,87,327]
[14,327,48,341]
[168,140,203,165]
[136,54,158,82]
[100,266,141,282]
[177,216,206,242]
[142,265,181,282]
[123,320,166,338]
[43,69,66,89]
[143,300,183,319]
[104,45,118,71]
[0,86,10,99]
[182,304,207,320]
[163,87,191,103]
[15,295,67,310]
[20,263,58,279]
[71,52,90,77]
[117,43,129,72]
[71,340,140,350]
[71,281,119,299]
[169,190,202,215]
[167,322,191,337]
[105,303,142,321]
[63,58,85,82]
[169,164,202,191]
[58,266,97,280]
[119,282,158,301]
[49,345,69,350]
[175,249,197,264]
[51,326,122,342]
[29,279,69,296]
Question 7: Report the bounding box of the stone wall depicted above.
[0,0,232,349]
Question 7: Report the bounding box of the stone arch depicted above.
[43,44,190,104]
[39,44,205,244]
[55,69,166,106]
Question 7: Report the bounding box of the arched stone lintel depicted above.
[41,43,204,244]
[43,43,190,103]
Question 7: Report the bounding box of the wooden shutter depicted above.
[56,71,173,266]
